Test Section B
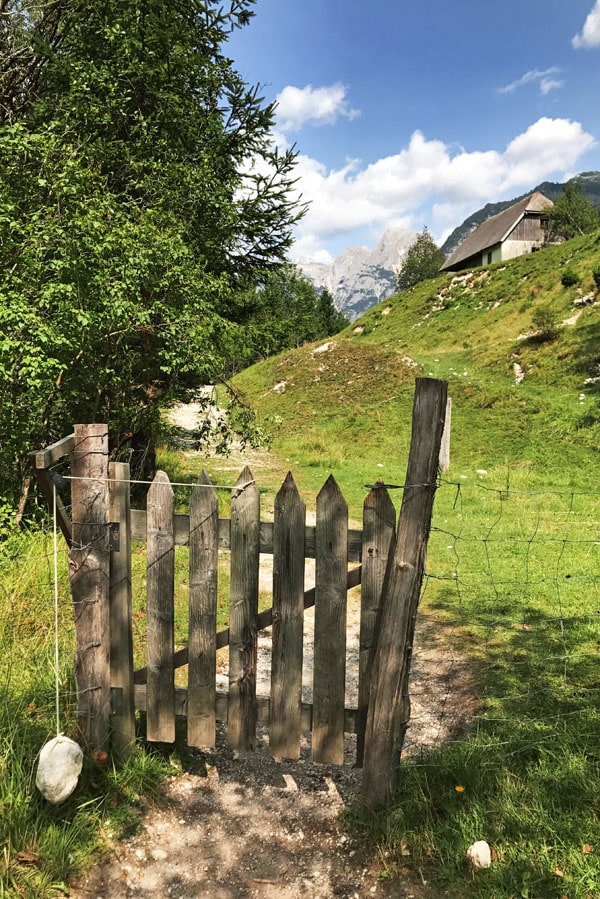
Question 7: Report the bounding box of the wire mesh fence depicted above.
[404,476,600,759]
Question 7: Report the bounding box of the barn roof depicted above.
[440,192,552,272]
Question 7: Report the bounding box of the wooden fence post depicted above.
[362,378,448,810]
[356,484,396,767]
[228,466,260,751]
[312,475,348,765]
[270,472,306,760]
[188,471,219,749]
[69,423,110,751]
[146,471,175,743]
[108,461,136,759]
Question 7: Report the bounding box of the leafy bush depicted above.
[560,267,579,287]
[593,264,600,292]
[532,306,559,340]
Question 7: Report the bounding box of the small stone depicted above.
[150,848,168,861]
[466,840,492,868]
[35,735,83,805]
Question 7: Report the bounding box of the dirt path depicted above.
[70,728,435,899]
[69,403,473,899]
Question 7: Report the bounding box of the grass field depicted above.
[225,230,600,897]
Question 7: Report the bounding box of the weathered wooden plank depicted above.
[356,484,396,767]
[312,475,348,765]
[31,432,76,469]
[134,686,360,734]
[187,471,218,748]
[133,565,362,684]
[362,377,448,810]
[439,396,452,473]
[270,472,306,760]
[146,471,175,743]
[108,462,136,759]
[228,466,260,751]
[69,424,111,750]
[131,510,362,560]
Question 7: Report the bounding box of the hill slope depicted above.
[233,229,600,510]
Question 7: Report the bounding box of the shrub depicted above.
[532,306,559,340]
[593,264,600,293]
[560,267,579,288]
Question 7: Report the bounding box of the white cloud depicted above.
[289,118,596,259]
[498,67,563,95]
[573,1,600,48]
[540,76,564,95]
[275,83,361,132]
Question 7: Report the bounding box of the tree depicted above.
[0,0,65,124]
[396,228,445,292]
[0,1,306,521]
[544,183,600,241]
[317,288,348,335]
[227,268,348,372]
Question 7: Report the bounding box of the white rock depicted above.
[36,735,83,804]
[466,840,492,868]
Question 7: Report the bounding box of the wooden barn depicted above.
[440,191,553,273]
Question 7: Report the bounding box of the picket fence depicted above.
[31,378,448,805]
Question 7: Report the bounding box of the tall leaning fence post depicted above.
[362,378,448,811]
[69,424,111,752]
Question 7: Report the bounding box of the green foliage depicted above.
[545,182,600,241]
[396,227,445,292]
[226,268,348,372]
[0,0,305,518]
[593,264,600,292]
[560,267,579,287]
[317,288,349,336]
[531,306,559,340]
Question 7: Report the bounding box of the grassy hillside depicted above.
[233,230,600,507]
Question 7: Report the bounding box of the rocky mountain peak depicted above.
[298,227,417,321]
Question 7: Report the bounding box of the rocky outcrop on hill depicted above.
[299,227,417,321]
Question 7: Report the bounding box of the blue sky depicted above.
[228,0,600,263]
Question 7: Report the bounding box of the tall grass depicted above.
[0,526,167,898]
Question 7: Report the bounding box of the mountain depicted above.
[298,227,417,321]
[440,171,600,259]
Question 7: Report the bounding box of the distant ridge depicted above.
[440,171,600,259]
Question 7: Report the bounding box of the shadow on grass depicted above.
[361,586,600,898]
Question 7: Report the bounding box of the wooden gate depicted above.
[31,378,447,793]
[31,432,396,765]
